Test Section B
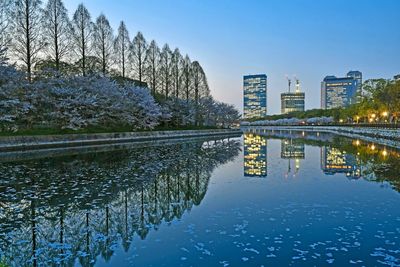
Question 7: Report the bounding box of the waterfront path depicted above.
[242,125,400,149]
[0,129,242,152]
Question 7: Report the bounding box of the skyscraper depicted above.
[243,74,267,119]
[321,75,358,109]
[347,71,363,102]
[281,79,305,114]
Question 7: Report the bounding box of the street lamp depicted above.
[382,111,389,123]
[355,116,360,124]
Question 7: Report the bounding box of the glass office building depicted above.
[281,79,305,114]
[347,71,363,102]
[243,74,267,119]
[281,92,305,114]
[321,75,358,109]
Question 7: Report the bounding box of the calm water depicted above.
[1,130,400,267]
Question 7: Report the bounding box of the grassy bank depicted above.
[0,125,221,137]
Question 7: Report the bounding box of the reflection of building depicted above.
[281,79,305,114]
[321,147,361,178]
[243,74,267,119]
[281,139,305,174]
[321,73,360,109]
[244,133,267,177]
[281,139,305,159]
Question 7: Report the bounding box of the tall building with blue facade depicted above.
[243,74,267,119]
[321,75,358,109]
[347,71,363,102]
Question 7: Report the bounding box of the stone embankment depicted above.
[243,126,400,149]
[0,129,242,152]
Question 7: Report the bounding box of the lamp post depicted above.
[370,113,376,124]
[382,111,389,123]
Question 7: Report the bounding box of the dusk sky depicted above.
[65,0,400,115]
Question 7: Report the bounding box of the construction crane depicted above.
[294,75,300,93]
[285,75,291,93]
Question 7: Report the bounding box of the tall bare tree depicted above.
[181,55,192,103]
[93,14,113,74]
[144,40,160,95]
[131,31,147,82]
[10,0,45,81]
[171,48,183,99]
[160,44,172,99]
[71,4,93,76]
[191,61,209,125]
[42,0,71,71]
[0,0,13,63]
[114,21,130,78]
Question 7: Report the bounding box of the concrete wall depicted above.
[242,126,400,149]
[0,129,242,152]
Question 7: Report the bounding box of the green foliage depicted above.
[0,258,9,267]
[247,108,343,122]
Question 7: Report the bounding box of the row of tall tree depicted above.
[0,0,210,103]
[0,0,240,131]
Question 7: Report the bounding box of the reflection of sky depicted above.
[102,136,400,266]
[107,137,400,266]
[2,134,400,266]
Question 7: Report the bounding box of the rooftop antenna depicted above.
[294,76,300,93]
[286,75,291,93]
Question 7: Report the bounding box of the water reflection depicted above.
[2,130,400,266]
[281,139,305,176]
[243,133,267,177]
[0,137,241,266]
[243,128,400,192]
[321,147,361,178]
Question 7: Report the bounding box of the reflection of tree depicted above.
[0,137,240,266]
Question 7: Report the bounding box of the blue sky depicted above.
[64,0,400,114]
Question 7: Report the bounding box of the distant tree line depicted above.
[0,0,240,132]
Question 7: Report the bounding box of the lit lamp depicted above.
[355,116,360,124]
[382,111,389,123]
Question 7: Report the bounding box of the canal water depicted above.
[0,130,399,266]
